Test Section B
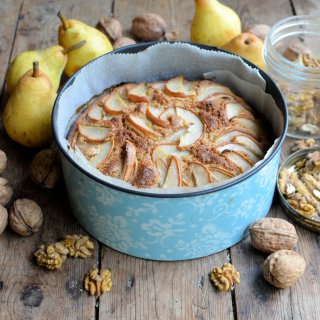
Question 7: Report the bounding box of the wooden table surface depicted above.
[1,1,320,319]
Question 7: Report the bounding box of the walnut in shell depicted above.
[113,37,136,50]
[9,198,43,236]
[249,218,298,253]
[0,149,7,175]
[0,205,8,235]
[96,17,123,42]
[30,148,61,189]
[131,13,167,41]
[262,250,306,288]
[0,177,13,206]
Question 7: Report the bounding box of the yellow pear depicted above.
[6,45,67,94]
[6,42,86,94]
[191,0,241,47]
[222,33,266,70]
[57,12,113,77]
[3,62,57,148]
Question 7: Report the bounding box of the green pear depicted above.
[191,0,241,47]
[222,33,266,70]
[57,12,113,77]
[6,45,67,94]
[3,62,57,148]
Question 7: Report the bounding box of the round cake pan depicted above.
[52,42,288,260]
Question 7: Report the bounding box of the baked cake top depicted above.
[68,76,271,188]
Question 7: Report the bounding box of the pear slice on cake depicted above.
[103,92,128,114]
[152,144,191,163]
[214,127,258,145]
[164,76,196,98]
[197,81,234,101]
[78,123,110,142]
[127,114,161,138]
[121,140,137,182]
[87,105,104,122]
[190,161,212,186]
[223,151,254,173]
[146,105,169,127]
[176,107,204,147]
[88,140,114,167]
[150,81,166,90]
[216,142,260,163]
[231,116,264,136]
[128,83,149,103]
[232,135,264,157]
[163,156,182,188]
[224,102,253,120]
[207,165,235,181]
[155,157,168,187]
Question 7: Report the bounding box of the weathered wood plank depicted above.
[0,0,22,93]
[224,0,293,30]
[292,0,320,14]
[100,246,233,320]
[0,0,113,319]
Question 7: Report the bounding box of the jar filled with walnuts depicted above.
[264,15,320,139]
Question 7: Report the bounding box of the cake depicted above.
[68,76,271,188]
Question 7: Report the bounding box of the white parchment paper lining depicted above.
[56,42,284,195]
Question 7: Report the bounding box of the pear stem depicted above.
[62,40,86,54]
[57,11,69,30]
[32,61,40,78]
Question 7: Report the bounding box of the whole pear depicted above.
[57,12,113,77]
[3,62,57,148]
[191,0,241,47]
[6,45,67,94]
[222,33,266,70]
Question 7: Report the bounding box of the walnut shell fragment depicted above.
[30,148,61,189]
[61,234,95,258]
[113,37,136,49]
[34,242,69,270]
[210,262,240,291]
[131,13,167,41]
[262,250,306,288]
[84,268,112,297]
[96,17,123,42]
[9,198,43,236]
[0,149,7,175]
[0,177,13,206]
[249,218,298,253]
[0,205,8,235]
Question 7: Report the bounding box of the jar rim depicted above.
[264,15,320,85]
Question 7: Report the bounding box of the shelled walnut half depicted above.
[210,263,240,291]
[34,242,69,270]
[61,234,95,258]
[84,268,112,297]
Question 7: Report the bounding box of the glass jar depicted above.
[264,15,320,139]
